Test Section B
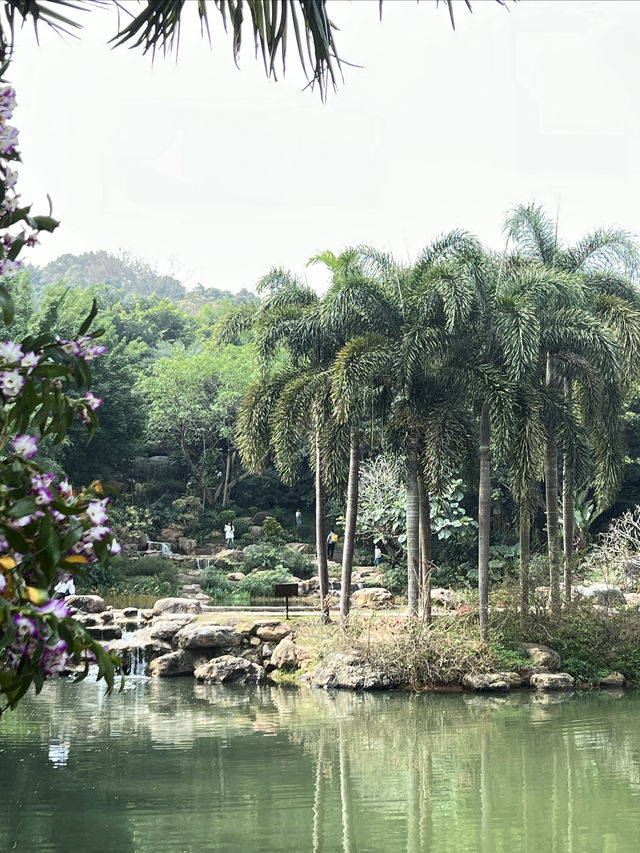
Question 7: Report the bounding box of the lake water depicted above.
[1,679,640,852]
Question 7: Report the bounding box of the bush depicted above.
[239,533,257,548]
[242,543,314,578]
[382,564,407,596]
[220,509,236,525]
[233,517,251,538]
[262,516,287,542]
[239,568,292,598]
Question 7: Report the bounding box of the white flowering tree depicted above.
[0,71,120,714]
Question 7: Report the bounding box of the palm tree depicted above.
[505,203,640,607]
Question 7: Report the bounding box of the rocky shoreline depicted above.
[63,594,631,694]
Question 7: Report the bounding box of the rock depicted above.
[271,637,302,669]
[85,625,122,641]
[65,594,107,614]
[517,664,550,685]
[286,542,312,555]
[351,588,394,609]
[298,577,320,596]
[249,636,261,647]
[530,672,575,691]
[462,673,515,691]
[149,650,208,677]
[255,623,292,643]
[309,653,400,690]
[251,511,271,525]
[227,572,246,582]
[101,610,114,624]
[248,526,264,538]
[141,609,153,621]
[177,537,198,555]
[149,615,197,641]
[624,593,640,607]
[430,588,462,609]
[194,655,265,685]
[574,583,626,607]
[180,584,202,595]
[261,642,276,661]
[174,623,242,650]
[517,642,561,672]
[160,525,185,544]
[152,598,202,617]
[213,549,244,567]
[599,671,625,687]
[123,607,138,618]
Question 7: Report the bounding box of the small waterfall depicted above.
[146,537,172,556]
[129,646,148,677]
[195,557,212,572]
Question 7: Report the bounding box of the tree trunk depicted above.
[315,429,330,624]
[478,406,491,641]
[222,447,234,508]
[562,380,574,607]
[417,470,432,625]
[181,437,213,504]
[520,511,530,621]
[406,442,420,616]
[340,427,360,628]
[545,355,561,616]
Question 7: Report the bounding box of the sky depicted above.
[8,0,640,294]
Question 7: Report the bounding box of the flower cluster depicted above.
[6,601,70,677]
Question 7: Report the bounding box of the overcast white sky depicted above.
[8,0,640,293]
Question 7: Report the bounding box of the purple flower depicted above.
[41,639,69,676]
[11,434,38,459]
[86,498,109,526]
[109,539,122,556]
[38,599,70,619]
[85,391,102,411]
[58,480,74,502]
[58,339,79,356]
[20,351,41,373]
[86,524,110,542]
[13,613,38,641]
[82,344,107,361]
[0,340,22,362]
[0,369,25,396]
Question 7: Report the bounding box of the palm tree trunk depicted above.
[340,427,360,627]
[406,442,420,615]
[545,355,561,616]
[562,380,574,607]
[478,406,491,641]
[315,428,330,624]
[520,510,530,620]
[417,470,433,625]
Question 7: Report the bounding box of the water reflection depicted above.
[1,680,639,852]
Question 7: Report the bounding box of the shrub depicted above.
[201,566,234,598]
[239,568,291,598]
[262,516,287,542]
[219,509,236,525]
[382,564,407,596]
[242,543,314,578]
[233,517,251,538]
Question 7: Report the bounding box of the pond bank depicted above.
[65,593,639,693]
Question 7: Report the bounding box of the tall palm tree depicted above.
[506,203,640,607]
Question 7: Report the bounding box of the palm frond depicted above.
[331,333,392,422]
[562,228,640,277]
[214,301,257,344]
[504,203,559,266]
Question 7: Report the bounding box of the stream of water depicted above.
[1,679,640,852]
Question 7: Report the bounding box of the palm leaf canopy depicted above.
[2,0,513,95]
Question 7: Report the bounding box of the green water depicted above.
[1,681,640,852]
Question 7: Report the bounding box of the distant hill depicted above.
[26,250,257,310]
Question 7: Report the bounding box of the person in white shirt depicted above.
[53,575,75,598]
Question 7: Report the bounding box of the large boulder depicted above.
[350,588,394,609]
[174,623,243,651]
[149,614,197,641]
[160,525,185,544]
[271,637,302,669]
[255,623,292,643]
[149,649,207,677]
[430,588,462,609]
[227,572,246,582]
[248,526,264,538]
[574,583,626,607]
[251,511,271,525]
[65,594,107,614]
[309,652,400,690]
[530,672,575,691]
[462,672,520,691]
[517,642,561,672]
[194,655,265,685]
[286,542,312,555]
[153,598,202,617]
[598,671,625,687]
[517,664,550,685]
[298,577,320,596]
[177,537,198,555]
[212,549,244,567]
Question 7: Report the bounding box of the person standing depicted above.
[295,509,302,527]
[327,530,337,559]
[374,544,382,567]
[224,522,235,549]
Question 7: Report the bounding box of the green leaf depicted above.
[6,497,38,518]
[0,284,14,324]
